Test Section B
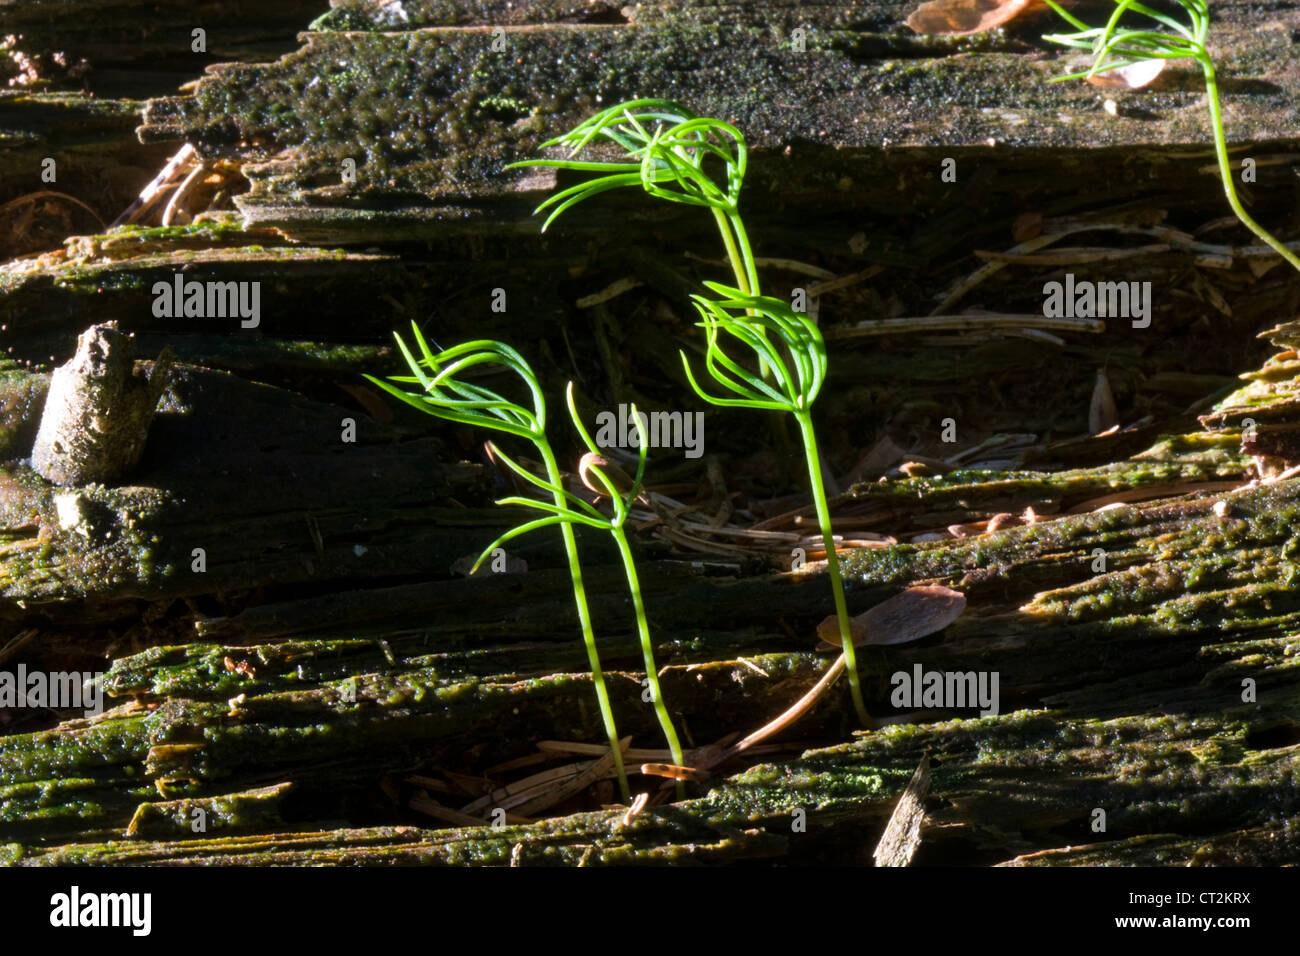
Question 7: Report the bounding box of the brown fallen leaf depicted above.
[907,0,1031,36]
[818,585,967,649]
[577,451,637,499]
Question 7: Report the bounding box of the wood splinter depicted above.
[30,322,174,486]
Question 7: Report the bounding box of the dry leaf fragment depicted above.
[907,0,1031,36]
[1248,257,1281,279]
[818,585,967,649]
[1089,369,1119,435]
[1086,59,1165,90]
[578,451,636,498]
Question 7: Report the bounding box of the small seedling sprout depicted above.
[512,102,873,727]
[1041,0,1300,274]
[364,327,632,801]
[476,383,686,794]
[512,99,758,296]
[680,284,871,726]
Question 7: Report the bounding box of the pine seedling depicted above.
[1041,0,1300,274]
[475,383,686,793]
[364,327,631,801]
[680,283,871,726]
[507,99,759,300]
[512,102,873,726]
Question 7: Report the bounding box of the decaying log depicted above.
[4,0,1300,868]
[133,0,1300,238]
[3,349,1300,862]
[1,360,495,614]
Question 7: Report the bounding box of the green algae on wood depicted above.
[0,634,833,845]
[124,782,292,839]
[9,686,1300,864]
[0,370,49,460]
[7,465,1300,860]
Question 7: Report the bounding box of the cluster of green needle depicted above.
[479,382,686,793]
[363,330,653,801]
[1042,0,1300,275]
[510,99,872,726]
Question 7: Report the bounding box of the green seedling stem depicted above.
[682,285,871,726]
[1041,0,1300,274]
[564,385,685,794]
[536,442,629,799]
[365,328,631,802]
[512,102,872,727]
[479,383,686,795]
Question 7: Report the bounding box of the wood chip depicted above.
[1089,369,1119,435]
[873,753,931,867]
[622,791,650,825]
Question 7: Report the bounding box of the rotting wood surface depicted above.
[4,337,1300,863]
[3,0,1300,865]
[136,0,1300,236]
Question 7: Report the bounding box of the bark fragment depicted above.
[31,322,172,486]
